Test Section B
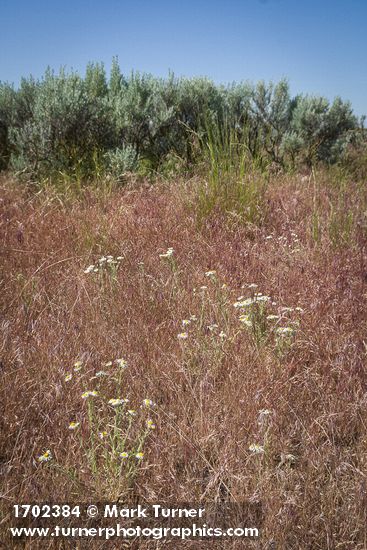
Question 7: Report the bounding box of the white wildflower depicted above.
[254,294,271,303]
[234,298,254,308]
[142,399,155,408]
[276,327,294,336]
[81,390,99,399]
[116,358,128,369]
[37,450,52,463]
[95,370,109,377]
[108,398,129,407]
[249,443,265,454]
[159,247,174,258]
[68,421,80,430]
[239,314,252,327]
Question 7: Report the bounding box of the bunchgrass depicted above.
[194,116,268,227]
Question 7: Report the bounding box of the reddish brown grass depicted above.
[1,170,367,548]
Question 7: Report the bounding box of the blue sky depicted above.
[1,0,366,116]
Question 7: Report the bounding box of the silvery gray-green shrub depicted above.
[0,59,363,181]
[104,146,138,179]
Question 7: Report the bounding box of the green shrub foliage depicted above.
[0,60,363,179]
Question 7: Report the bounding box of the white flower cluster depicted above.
[234,293,271,308]
[159,247,174,259]
[84,255,123,274]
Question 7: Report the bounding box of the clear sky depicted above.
[1,0,366,116]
